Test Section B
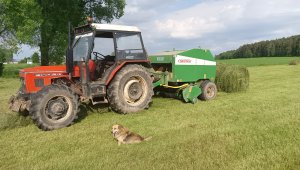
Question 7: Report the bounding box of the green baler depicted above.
[149,48,217,103]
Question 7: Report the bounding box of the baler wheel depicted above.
[29,85,79,131]
[107,64,153,114]
[199,80,217,101]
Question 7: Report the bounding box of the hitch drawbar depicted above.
[153,83,202,104]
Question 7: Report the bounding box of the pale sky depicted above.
[14,0,300,59]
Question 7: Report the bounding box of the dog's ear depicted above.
[118,125,123,129]
[118,125,129,133]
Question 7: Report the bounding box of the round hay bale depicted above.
[216,63,249,93]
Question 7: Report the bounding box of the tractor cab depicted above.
[67,23,150,103]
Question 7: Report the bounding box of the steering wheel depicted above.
[93,51,106,60]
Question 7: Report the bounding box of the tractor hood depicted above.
[19,65,80,78]
[20,65,67,73]
[19,65,68,76]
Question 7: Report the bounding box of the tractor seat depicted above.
[104,55,115,62]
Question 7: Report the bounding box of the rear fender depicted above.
[105,60,151,85]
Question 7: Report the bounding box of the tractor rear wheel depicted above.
[199,80,217,101]
[30,84,79,131]
[107,64,153,114]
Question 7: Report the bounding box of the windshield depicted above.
[92,37,115,59]
[73,32,93,61]
[116,33,145,59]
[117,33,142,50]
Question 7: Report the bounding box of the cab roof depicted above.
[91,23,141,32]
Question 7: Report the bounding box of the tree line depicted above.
[19,52,40,64]
[0,0,126,65]
[0,47,39,63]
[216,35,300,59]
[0,47,13,63]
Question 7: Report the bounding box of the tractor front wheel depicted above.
[107,64,153,114]
[30,85,79,131]
[199,80,217,101]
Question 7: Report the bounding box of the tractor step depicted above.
[89,83,106,95]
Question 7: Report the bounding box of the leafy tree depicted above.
[0,48,6,62]
[244,48,253,58]
[31,52,40,63]
[267,43,275,57]
[0,62,3,76]
[19,57,29,64]
[0,47,13,62]
[0,1,19,55]
[2,0,126,65]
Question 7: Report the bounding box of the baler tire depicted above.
[199,80,217,101]
[107,64,153,114]
[29,84,79,131]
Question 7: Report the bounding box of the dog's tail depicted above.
[144,136,152,141]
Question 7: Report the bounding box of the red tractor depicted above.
[9,23,154,130]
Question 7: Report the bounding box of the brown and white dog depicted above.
[111,124,151,145]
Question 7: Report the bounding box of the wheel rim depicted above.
[44,96,73,123]
[206,85,216,99]
[123,76,147,106]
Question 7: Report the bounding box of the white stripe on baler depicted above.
[175,55,216,66]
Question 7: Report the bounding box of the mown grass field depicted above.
[217,57,300,67]
[0,60,300,169]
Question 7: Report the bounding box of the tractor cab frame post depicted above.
[66,21,74,76]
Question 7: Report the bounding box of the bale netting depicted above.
[215,63,250,93]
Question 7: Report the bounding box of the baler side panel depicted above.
[149,49,217,104]
[149,49,216,83]
[149,55,173,64]
[171,65,216,82]
[171,49,216,82]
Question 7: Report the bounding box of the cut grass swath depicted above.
[289,59,299,65]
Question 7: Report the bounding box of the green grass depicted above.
[217,57,300,67]
[0,78,32,130]
[0,64,300,169]
[1,64,38,78]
